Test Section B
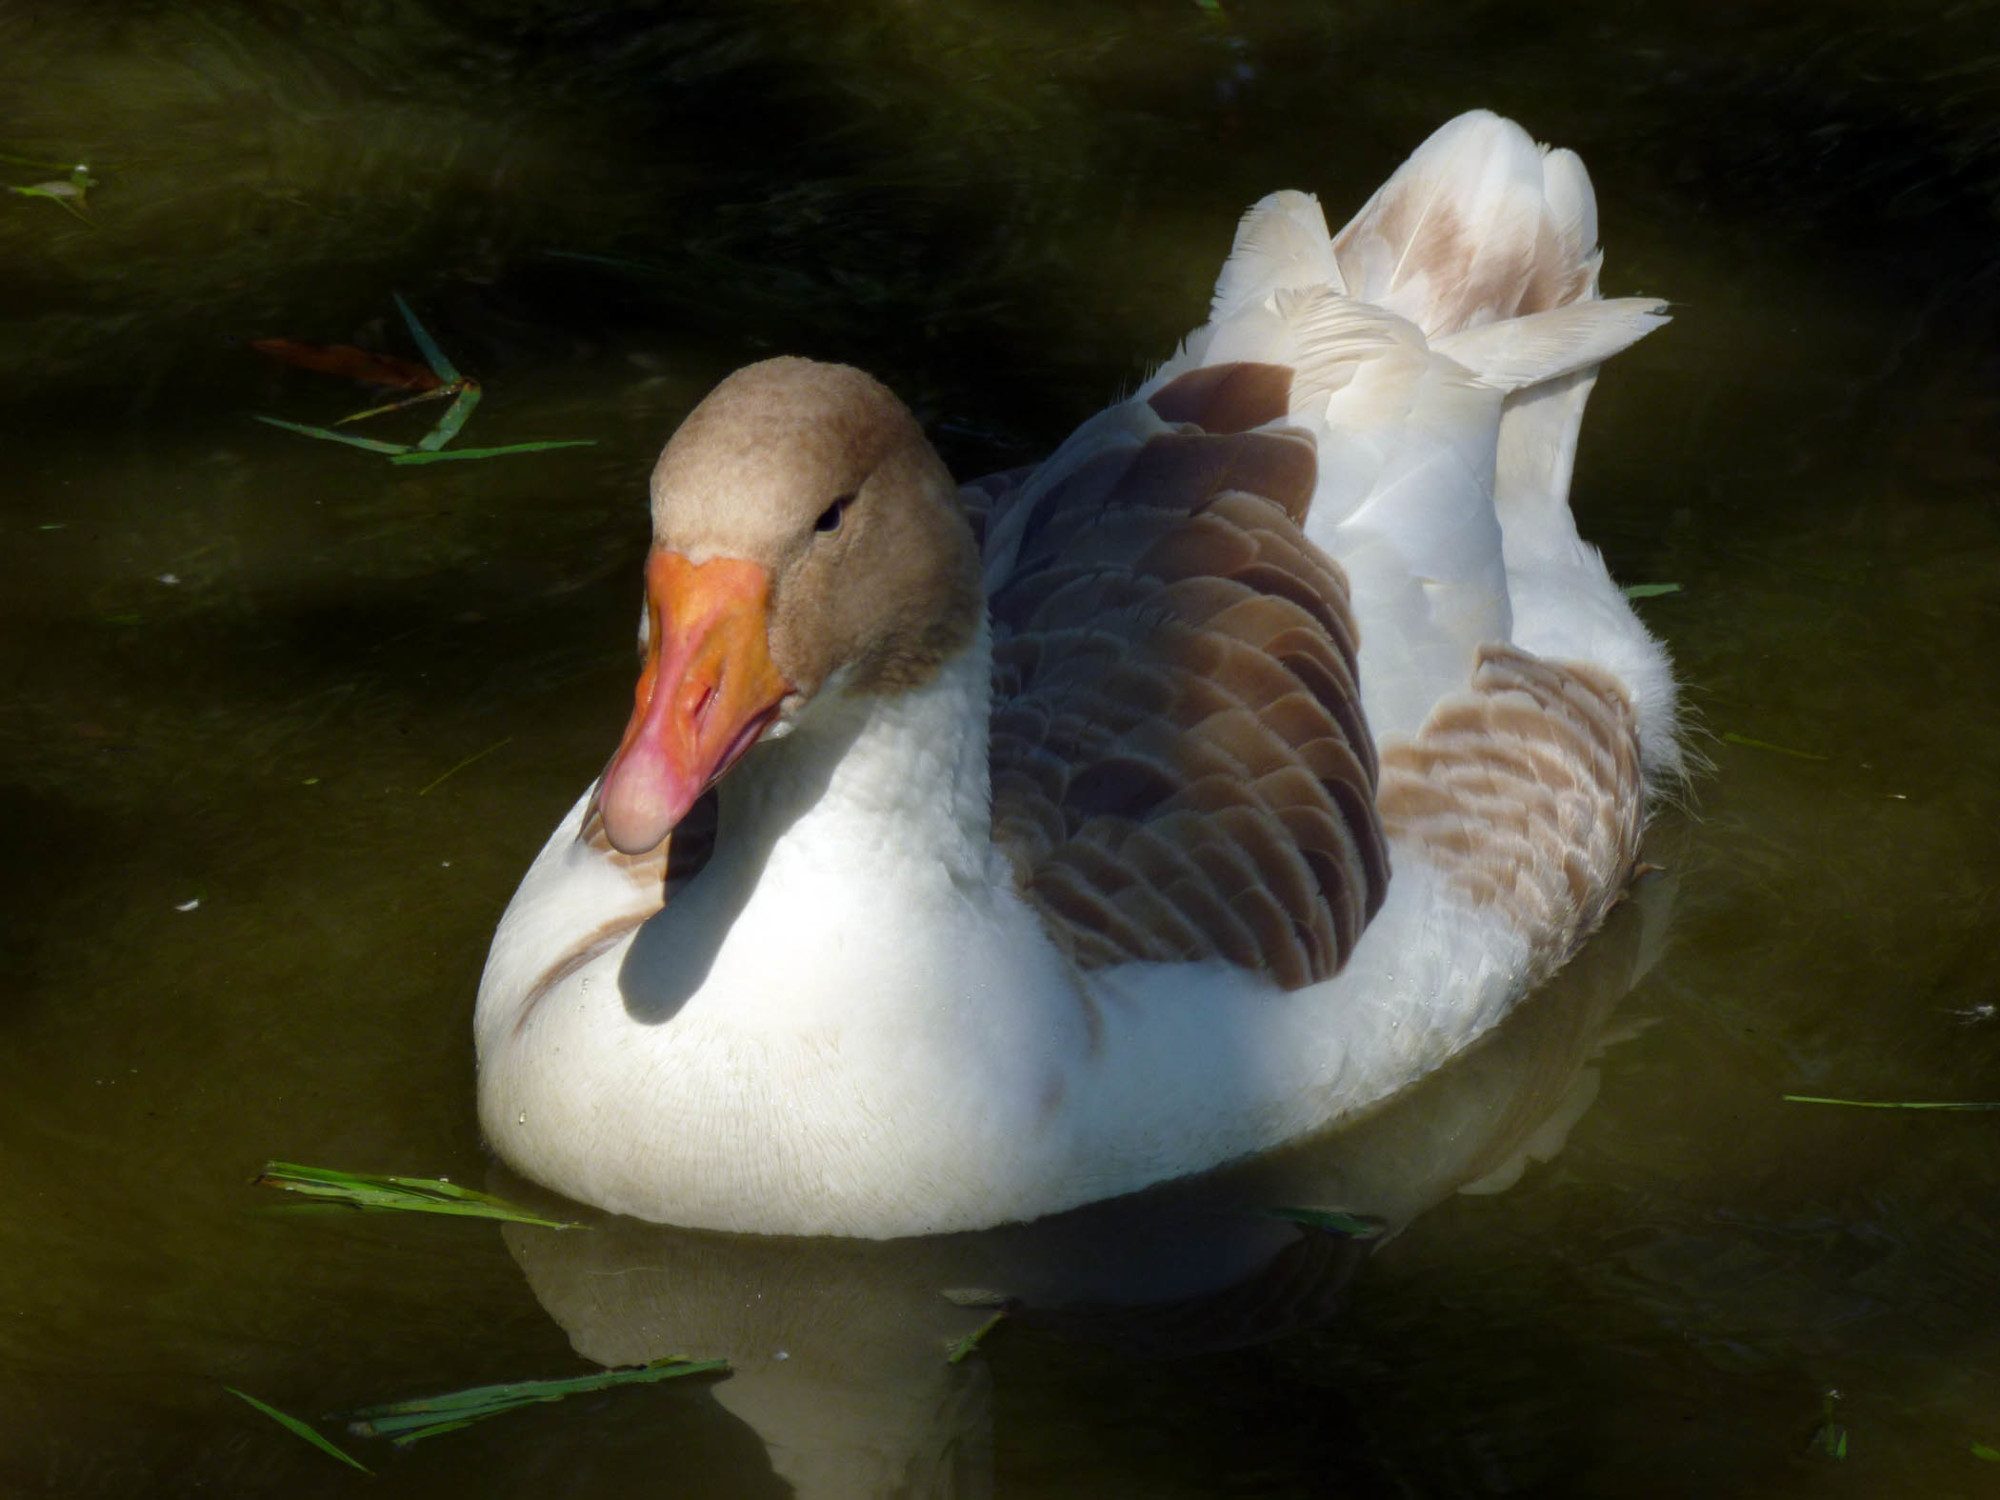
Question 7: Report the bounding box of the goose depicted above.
[474,110,1681,1239]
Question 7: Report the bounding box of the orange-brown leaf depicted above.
[250,339,442,392]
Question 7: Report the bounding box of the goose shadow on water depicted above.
[616,708,862,1026]
[499,866,1678,1497]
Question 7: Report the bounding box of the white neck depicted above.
[721,614,995,889]
[609,616,1008,1040]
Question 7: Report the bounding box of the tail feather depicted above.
[1435,297,1669,394]
[1320,113,1669,579]
[1540,147,1600,291]
[1164,110,1679,776]
[1209,190,1346,324]
[1330,110,1600,338]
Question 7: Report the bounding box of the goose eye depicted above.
[815,494,854,535]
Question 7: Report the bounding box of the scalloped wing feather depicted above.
[1378,645,1644,983]
[983,364,1389,989]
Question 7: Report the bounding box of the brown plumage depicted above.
[981,364,1390,989]
[1378,646,1643,984]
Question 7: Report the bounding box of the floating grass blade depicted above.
[336,386,458,426]
[945,1311,1006,1366]
[1622,582,1681,600]
[227,1387,373,1474]
[1721,732,1830,762]
[940,1287,1011,1308]
[1808,1390,1849,1461]
[0,149,84,171]
[418,383,483,451]
[349,1358,728,1447]
[1267,1206,1388,1239]
[1783,1095,2000,1111]
[1810,1419,1849,1461]
[1974,1441,2000,1461]
[253,1162,583,1228]
[389,440,596,465]
[254,416,414,456]
[8,181,93,223]
[417,736,513,797]
[540,248,677,276]
[393,293,461,385]
[257,298,591,462]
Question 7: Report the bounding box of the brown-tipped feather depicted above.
[1378,646,1643,984]
[980,366,1389,989]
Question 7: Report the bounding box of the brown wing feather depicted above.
[958,462,1037,552]
[987,363,1390,989]
[1377,645,1643,983]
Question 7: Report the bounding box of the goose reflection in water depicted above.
[496,871,1674,1497]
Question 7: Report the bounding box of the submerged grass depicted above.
[348,1359,728,1447]
[945,1311,1007,1366]
[392,293,461,385]
[1784,1095,2000,1111]
[1808,1390,1849,1461]
[389,440,595,464]
[1621,582,1682,600]
[255,295,591,462]
[227,1387,373,1474]
[253,1162,584,1228]
[252,415,414,456]
[1721,732,1830,762]
[1267,1206,1388,1239]
[416,736,513,797]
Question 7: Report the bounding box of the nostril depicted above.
[688,681,718,731]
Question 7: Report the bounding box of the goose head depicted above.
[596,357,983,855]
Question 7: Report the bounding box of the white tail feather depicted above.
[1209,190,1346,323]
[1331,110,1596,338]
[1436,297,1669,393]
[1167,110,1678,778]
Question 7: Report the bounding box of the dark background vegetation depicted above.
[2,2,1996,1495]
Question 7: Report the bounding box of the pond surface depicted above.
[4,2,1998,1494]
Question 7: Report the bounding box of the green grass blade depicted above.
[10,182,95,222]
[337,387,457,426]
[1809,1420,1849,1460]
[382,1418,482,1446]
[389,440,596,465]
[940,1287,1010,1308]
[1,150,83,171]
[349,1358,728,1445]
[415,737,513,797]
[540,248,677,276]
[1266,1206,1389,1239]
[1621,582,1682,600]
[417,383,482,451]
[227,1387,373,1474]
[254,1162,584,1228]
[349,1402,546,1437]
[352,1359,726,1419]
[392,294,461,384]
[254,416,413,456]
[372,1172,523,1205]
[1973,1441,2000,1461]
[1721,732,1830,762]
[944,1311,1006,1366]
[1783,1095,2000,1111]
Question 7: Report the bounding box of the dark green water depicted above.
[4,3,1998,1494]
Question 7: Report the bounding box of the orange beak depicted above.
[596,550,790,854]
